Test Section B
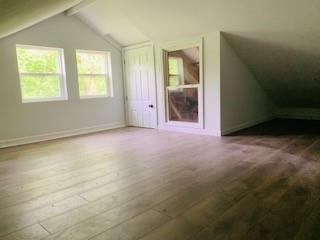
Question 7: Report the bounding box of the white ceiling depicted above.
[76,0,320,45]
[77,0,320,107]
[76,1,148,46]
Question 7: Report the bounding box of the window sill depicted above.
[165,121,204,129]
[79,95,112,99]
[22,97,68,104]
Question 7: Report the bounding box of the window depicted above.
[76,50,112,98]
[165,46,202,126]
[16,45,67,103]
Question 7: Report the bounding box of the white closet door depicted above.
[124,45,157,128]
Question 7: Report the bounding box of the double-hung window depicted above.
[16,45,67,103]
[76,50,113,98]
[165,46,202,126]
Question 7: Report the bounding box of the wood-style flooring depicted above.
[1,119,320,240]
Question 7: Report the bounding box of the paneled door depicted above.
[124,45,157,128]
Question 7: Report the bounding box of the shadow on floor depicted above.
[227,118,320,137]
[223,119,320,155]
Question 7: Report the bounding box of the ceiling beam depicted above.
[65,0,96,16]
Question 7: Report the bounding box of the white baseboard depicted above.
[221,116,275,136]
[158,125,221,136]
[0,122,127,148]
[276,108,320,120]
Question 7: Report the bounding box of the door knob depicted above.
[148,104,154,108]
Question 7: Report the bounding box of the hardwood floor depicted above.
[1,119,320,240]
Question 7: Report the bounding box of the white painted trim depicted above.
[121,48,129,125]
[0,122,127,148]
[158,125,221,136]
[276,108,320,120]
[221,116,275,136]
[123,41,154,50]
[79,95,111,99]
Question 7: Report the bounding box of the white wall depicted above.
[154,33,221,135]
[220,35,275,135]
[0,14,125,144]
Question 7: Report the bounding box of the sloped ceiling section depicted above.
[76,0,320,108]
[76,0,320,44]
[76,0,149,46]
[223,32,320,107]
[0,0,84,39]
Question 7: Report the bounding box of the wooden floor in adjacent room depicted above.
[1,119,320,240]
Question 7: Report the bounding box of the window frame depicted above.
[75,49,113,99]
[163,40,204,129]
[16,44,68,103]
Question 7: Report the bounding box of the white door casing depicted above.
[124,44,157,128]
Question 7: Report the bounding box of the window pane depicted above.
[167,47,200,85]
[17,48,59,73]
[169,58,180,75]
[79,75,107,97]
[169,75,181,87]
[20,75,61,100]
[76,52,106,74]
[168,87,198,123]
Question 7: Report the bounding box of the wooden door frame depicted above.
[122,41,158,128]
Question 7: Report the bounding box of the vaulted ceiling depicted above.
[76,0,320,44]
[76,0,320,108]
[1,0,320,107]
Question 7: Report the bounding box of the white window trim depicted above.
[76,49,113,99]
[161,39,204,129]
[16,44,68,103]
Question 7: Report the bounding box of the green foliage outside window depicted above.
[16,47,63,101]
[20,75,60,99]
[169,58,179,75]
[17,48,59,73]
[168,57,182,86]
[76,51,109,96]
[76,52,106,74]
[78,75,107,96]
